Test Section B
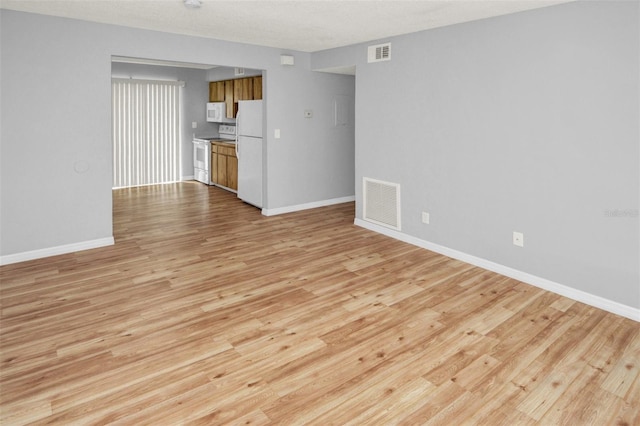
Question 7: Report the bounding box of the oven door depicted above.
[192,140,210,182]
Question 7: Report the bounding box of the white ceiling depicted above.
[1,0,574,53]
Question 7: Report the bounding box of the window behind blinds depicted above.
[112,79,182,189]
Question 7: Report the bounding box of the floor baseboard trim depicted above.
[0,237,115,266]
[354,218,640,322]
[262,195,355,216]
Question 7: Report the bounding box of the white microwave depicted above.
[206,102,235,123]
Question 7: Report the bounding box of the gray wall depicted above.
[266,65,355,207]
[207,67,262,80]
[316,1,639,309]
[0,10,355,258]
[111,62,216,180]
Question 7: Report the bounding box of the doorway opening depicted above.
[110,57,264,191]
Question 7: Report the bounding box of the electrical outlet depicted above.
[421,211,430,224]
[192,121,197,129]
[513,231,524,247]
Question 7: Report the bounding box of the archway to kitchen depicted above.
[110,57,264,193]
[109,56,357,225]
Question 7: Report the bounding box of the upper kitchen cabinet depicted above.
[225,80,235,119]
[209,76,263,118]
[209,81,225,102]
[252,76,262,100]
[234,78,253,102]
[232,76,262,101]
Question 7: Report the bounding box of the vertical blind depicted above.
[112,78,183,189]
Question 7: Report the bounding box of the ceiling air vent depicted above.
[363,177,401,230]
[367,42,391,63]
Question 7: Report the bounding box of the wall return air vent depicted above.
[367,42,391,63]
[363,177,401,230]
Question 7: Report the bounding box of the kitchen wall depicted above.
[207,67,262,81]
[314,0,639,314]
[0,10,355,262]
[111,61,215,180]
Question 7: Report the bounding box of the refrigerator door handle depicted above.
[235,112,240,160]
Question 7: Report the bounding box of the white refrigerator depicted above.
[236,100,263,208]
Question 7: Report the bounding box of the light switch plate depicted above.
[274,129,281,139]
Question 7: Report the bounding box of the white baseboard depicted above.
[181,175,195,181]
[0,237,115,266]
[262,195,355,216]
[354,218,640,322]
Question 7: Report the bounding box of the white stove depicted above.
[192,125,237,185]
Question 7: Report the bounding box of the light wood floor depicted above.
[1,182,638,425]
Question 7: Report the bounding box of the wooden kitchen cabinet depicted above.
[209,81,225,102]
[210,144,218,184]
[252,76,262,100]
[211,142,237,191]
[217,153,227,187]
[226,152,238,190]
[234,78,253,102]
[209,76,263,118]
[225,81,235,119]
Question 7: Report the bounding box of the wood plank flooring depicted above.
[1,182,638,425]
